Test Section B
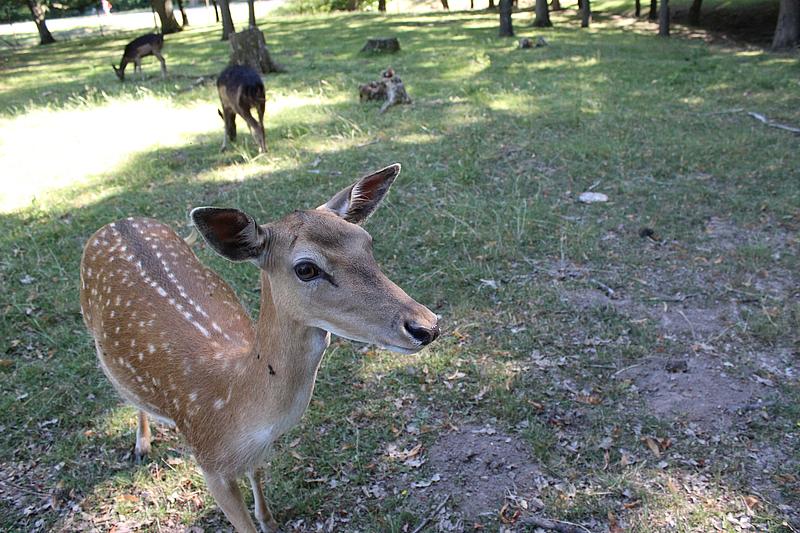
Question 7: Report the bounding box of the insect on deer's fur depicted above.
[112,33,166,81]
[79,164,439,532]
[217,64,267,153]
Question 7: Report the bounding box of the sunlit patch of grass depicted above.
[0,97,219,212]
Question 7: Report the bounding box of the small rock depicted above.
[578,192,608,204]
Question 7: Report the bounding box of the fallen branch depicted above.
[410,494,450,533]
[747,111,800,135]
[519,515,592,533]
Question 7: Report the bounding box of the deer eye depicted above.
[294,261,320,282]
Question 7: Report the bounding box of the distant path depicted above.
[0,0,287,47]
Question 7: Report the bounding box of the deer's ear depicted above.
[190,207,268,263]
[317,163,400,225]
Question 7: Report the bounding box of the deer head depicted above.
[191,164,439,353]
[112,63,124,81]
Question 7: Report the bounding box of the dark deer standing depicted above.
[217,64,267,153]
[112,33,166,81]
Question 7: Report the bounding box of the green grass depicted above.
[1,6,798,532]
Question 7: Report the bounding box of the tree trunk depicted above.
[688,0,701,24]
[581,0,591,27]
[151,0,182,34]
[635,0,640,16]
[499,0,513,35]
[211,0,220,22]
[658,0,669,36]
[25,0,55,45]
[533,0,552,26]
[379,0,386,10]
[772,0,800,49]
[248,0,256,27]
[441,0,450,9]
[176,0,189,26]
[218,0,235,40]
[488,0,495,9]
[648,0,657,20]
[551,0,561,11]
[345,0,357,10]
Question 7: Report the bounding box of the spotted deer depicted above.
[217,64,267,153]
[79,164,439,532]
[112,33,166,81]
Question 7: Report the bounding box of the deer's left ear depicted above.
[190,207,268,264]
[317,163,400,225]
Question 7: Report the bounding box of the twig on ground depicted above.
[410,494,450,533]
[646,293,700,303]
[518,515,592,533]
[590,278,616,298]
[676,309,697,341]
[702,108,745,115]
[747,111,800,135]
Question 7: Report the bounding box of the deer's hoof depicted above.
[258,518,280,533]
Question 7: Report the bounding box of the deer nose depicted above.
[404,320,440,346]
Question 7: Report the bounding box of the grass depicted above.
[1,4,799,532]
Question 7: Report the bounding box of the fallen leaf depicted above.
[411,473,440,488]
[576,393,602,405]
[643,436,661,457]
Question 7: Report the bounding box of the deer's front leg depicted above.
[248,468,279,533]
[203,470,259,533]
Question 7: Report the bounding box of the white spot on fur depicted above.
[213,399,225,410]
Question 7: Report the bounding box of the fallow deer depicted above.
[217,64,267,153]
[79,164,439,532]
[112,33,166,81]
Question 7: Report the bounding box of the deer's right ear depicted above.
[190,207,268,264]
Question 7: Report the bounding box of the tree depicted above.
[247,0,255,27]
[551,0,561,11]
[488,0,495,9]
[533,0,551,26]
[379,0,386,11]
[218,0,235,40]
[151,0,181,34]
[634,0,640,16]
[658,0,669,36]
[688,0,701,24]
[25,0,55,44]
[498,0,513,36]
[581,0,591,27]
[441,0,449,9]
[648,0,657,20]
[175,0,188,26]
[772,0,800,49]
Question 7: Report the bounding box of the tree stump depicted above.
[360,37,401,53]
[358,68,411,114]
[229,27,283,74]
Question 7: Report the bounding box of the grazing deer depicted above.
[79,164,439,532]
[217,64,267,153]
[112,33,166,81]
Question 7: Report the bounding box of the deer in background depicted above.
[112,33,166,81]
[79,164,439,532]
[217,64,267,153]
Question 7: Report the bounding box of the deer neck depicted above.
[247,271,330,412]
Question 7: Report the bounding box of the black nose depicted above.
[404,321,440,346]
